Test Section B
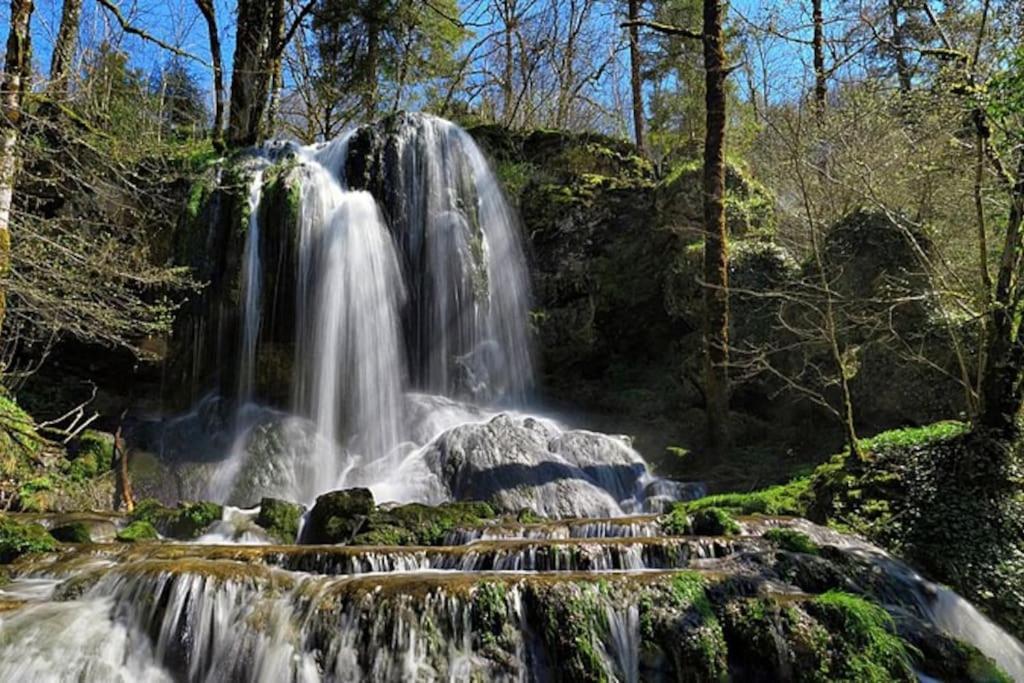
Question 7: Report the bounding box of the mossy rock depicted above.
[116,520,159,542]
[130,498,223,540]
[0,516,56,563]
[354,501,498,547]
[63,429,115,482]
[303,488,375,544]
[763,528,820,555]
[255,497,305,544]
[50,522,92,544]
[690,508,741,536]
[657,158,775,238]
[808,423,1024,639]
[721,592,921,682]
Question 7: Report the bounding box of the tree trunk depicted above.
[0,0,34,335]
[194,0,225,150]
[978,150,1024,437]
[627,0,645,153]
[227,0,281,147]
[502,2,515,126]
[363,19,380,117]
[48,0,81,98]
[888,0,912,94]
[702,0,730,454]
[812,0,826,119]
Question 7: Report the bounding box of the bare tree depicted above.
[627,0,645,153]
[194,0,226,149]
[0,0,34,336]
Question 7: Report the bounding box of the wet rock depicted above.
[302,488,375,544]
[421,413,661,517]
[130,499,223,540]
[255,497,305,544]
[50,522,92,544]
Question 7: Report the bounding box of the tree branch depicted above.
[620,19,703,41]
[95,0,208,65]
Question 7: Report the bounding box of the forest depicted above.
[0,0,1022,681]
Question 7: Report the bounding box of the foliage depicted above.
[0,516,56,562]
[0,392,42,480]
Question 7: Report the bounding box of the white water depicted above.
[237,167,268,405]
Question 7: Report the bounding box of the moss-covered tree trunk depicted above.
[0,0,34,337]
[702,0,730,454]
[48,0,81,97]
[627,0,645,154]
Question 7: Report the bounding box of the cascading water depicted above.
[237,166,268,406]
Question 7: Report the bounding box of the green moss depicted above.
[172,501,223,539]
[0,516,57,563]
[660,506,690,535]
[63,429,114,482]
[531,582,610,682]
[680,477,811,517]
[256,498,304,544]
[17,476,54,512]
[473,581,512,655]
[763,528,820,555]
[116,520,158,542]
[50,521,93,544]
[809,591,914,682]
[690,508,741,536]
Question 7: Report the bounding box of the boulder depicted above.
[302,488,375,544]
[255,497,305,544]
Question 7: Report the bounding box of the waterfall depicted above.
[382,116,533,403]
[307,189,406,471]
[237,167,267,405]
[211,114,540,503]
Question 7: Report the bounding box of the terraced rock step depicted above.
[20,535,754,577]
[1,515,1020,682]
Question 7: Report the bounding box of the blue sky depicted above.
[7,0,824,127]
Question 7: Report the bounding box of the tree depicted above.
[0,0,34,337]
[152,60,208,140]
[48,0,82,98]
[310,0,464,125]
[627,0,645,153]
[812,0,826,119]
[625,0,732,453]
[228,0,286,146]
[701,0,730,454]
